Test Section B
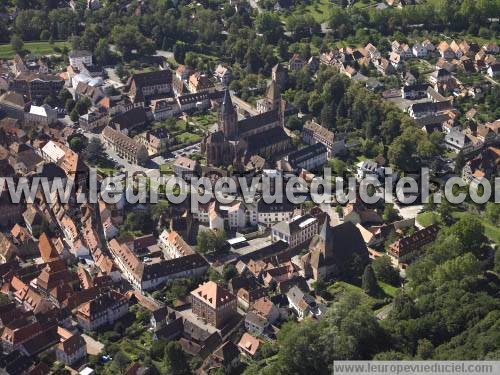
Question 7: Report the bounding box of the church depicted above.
[201,80,293,169]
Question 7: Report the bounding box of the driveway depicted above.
[82,334,104,356]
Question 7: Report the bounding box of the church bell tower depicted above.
[219,89,238,140]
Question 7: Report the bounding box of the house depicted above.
[444,128,483,155]
[256,199,294,227]
[0,234,17,263]
[149,98,179,121]
[271,214,318,248]
[10,72,64,103]
[136,128,170,155]
[462,147,500,185]
[288,54,306,71]
[108,239,209,291]
[68,50,93,70]
[356,159,383,180]
[0,91,28,122]
[483,42,499,54]
[214,64,231,86]
[188,72,214,93]
[429,68,452,85]
[437,41,455,60]
[422,39,436,53]
[285,143,327,171]
[250,297,279,326]
[158,230,195,259]
[190,281,237,328]
[388,224,439,266]
[450,40,463,59]
[109,107,147,134]
[487,63,500,78]
[203,341,240,373]
[375,58,395,76]
[79,107,109,131]
[402,84,429,100]
[302,120,340,158]
[238,333,260,357]
[408,101,453,119]
[102,126,149,165]
[365,43,381,59]
[76,290,128,330]
[388,51,401,68]
[343,201,383,226]
[287,285,323,320]
[125,70,172,105]
[55,327,86,366]
[10,147,44,175]
[25,104,57,125]
[412,42,428,58]
[173,156,200,181]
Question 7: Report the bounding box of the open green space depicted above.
[282,0,336,24]
[0,41,69,59]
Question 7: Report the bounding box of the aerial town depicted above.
[0,0,499,374]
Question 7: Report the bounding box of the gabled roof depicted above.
[38,233,59,262]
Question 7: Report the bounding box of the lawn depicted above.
[379,281,398,298]
[175,132,201,143]
[416,211,440,227]
[0,41,69,59]
[283,0,337,24]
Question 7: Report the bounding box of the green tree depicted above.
[164,342,190,375]
[196,229,227,254]
[84,138,106,166]
[372,255,400,286]
[362,264,379,296]
[11,34,24,53]
[95,38,113,65]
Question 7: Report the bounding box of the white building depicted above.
[271,214,318,248]
[69,50,93,70]
[25,104,57,125]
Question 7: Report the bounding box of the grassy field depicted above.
[283,0,336,24]
[416,211,440,227]
[327,280,394,309]
[379,281,398,298]
[0,41,69,59]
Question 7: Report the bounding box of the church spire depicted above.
[219,89,238,140]
[221,89,234,114]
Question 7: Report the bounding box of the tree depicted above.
[69,136,87,153]
[84,138,106,166]
[151,338,167,360]
[383,203,401,222]
[222,264,237,282]
[362,264,379,296]
[255,13,283,44]
[70,109,79,122]
[485,202,500,225]
[95,38,113,65]
[416,339,434,359]
[11,35,24,53]
[196,229,227,254]
[372,256,400,286]
[164,342,190,375]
